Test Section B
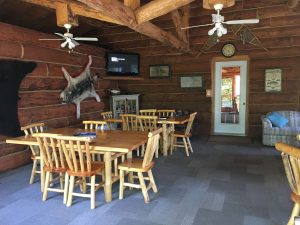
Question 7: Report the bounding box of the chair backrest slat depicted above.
[101,111,113,129]
[142,128,162,168]
[185,112,197,136]
[32,133,66,170]
[56,135,93,174]
[22,123,45,157]
[140,109,157,116]
[136,115,158,132]
[157,109,175,118]
[83,120,106,130]
[276,143,300,196]
[101,111,113,119]
[120,114,137,131]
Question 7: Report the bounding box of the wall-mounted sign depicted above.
[265,69,282,92]
[180,75,204,89]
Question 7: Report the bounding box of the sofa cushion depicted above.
[266,112,289,128]
[264,127,300,136]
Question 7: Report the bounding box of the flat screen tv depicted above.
[106,52,140,76]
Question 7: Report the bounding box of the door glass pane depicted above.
[220,66,240,124]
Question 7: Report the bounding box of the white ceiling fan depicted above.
[39,24,98,50]
[182,3,259,37]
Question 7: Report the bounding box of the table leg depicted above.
[40,155,45,192]
[162,124,168,156]
[170,124,175,155]
[104,152,112,203]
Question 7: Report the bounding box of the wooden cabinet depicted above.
[110,94,139,118]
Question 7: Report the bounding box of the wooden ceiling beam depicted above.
[22,0,124,25]
[133,22,190,52]
[56,2,78,27]
[124,0,140,10]
[77,0,136,26]
[171,5,190,44]
[135,0,194,24]
[23,0,193,53]
[287,0,300,8]
[77,0,191,52]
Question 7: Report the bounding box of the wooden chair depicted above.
[118,128,162,203]
[21,122,45,185]
[120,114,137,131]
[136,115,159,157]
[83,120,122,177]
[82,120,106,130]
[140,109,157,116]
[157,109,175,118]
[276,143,300,225]
[173,112,197,156]
[101,111,113,129]
[32,133,68,204]
[56,135,105,209]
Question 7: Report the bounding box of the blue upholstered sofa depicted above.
[261,111,300,147]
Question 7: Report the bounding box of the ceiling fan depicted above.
[182,3,259,37]
[39,24,98,50]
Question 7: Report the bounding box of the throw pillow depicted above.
[266,112,289,128]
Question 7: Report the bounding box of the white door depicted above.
[214,61,247,136]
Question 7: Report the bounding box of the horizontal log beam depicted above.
[77,0,136,26]
[133,22,190,52]
[23,0,194,53]
[77,0,193,53]
[287,0,300,8]
[56,2,78,27]
[22,0,124,25]
[124,0,140,10]
[135,0,194,24]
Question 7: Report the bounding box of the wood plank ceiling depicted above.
[0,0,299,53]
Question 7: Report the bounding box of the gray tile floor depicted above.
[0,136,292,225]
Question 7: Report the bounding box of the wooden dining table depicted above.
[105,115,190,156]
[157,115,190,156]
[6,127,148,203]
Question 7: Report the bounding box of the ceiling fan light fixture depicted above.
[68,41,76,49]
[203,0,235,10]
[208,27,216,36]
[217,29,223,37]
[61,40,68,48]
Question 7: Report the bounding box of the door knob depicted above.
[242,102,246,105]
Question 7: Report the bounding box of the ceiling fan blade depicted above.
[224,19,259,25]
[39,38,64,41]
[71,39,80,46]
[73,37,98,41]
[54,33,65,38]
[181,23,215,30]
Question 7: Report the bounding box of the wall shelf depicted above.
[102,76,144,81]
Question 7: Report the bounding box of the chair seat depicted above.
[31,155,41,160]
[67,162,104,177]
[291,191,300,204]
[118,158,154,172]
[44,165,67,173]
[174,131,191,138]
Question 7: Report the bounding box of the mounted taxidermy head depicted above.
[60,55,100,119]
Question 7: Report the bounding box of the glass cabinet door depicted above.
[126,99,137,114]
[115,99,126,118]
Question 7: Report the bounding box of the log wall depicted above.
[111,0,300,138]
[0,22,116,172]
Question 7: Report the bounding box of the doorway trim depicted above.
[211,55,250,136]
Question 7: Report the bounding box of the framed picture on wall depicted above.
[149,65,170,78]
[180,75,204,89]
[265,68,282,92]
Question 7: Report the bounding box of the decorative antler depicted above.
[230,24,269,52]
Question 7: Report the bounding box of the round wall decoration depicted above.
[221,43,236,57]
